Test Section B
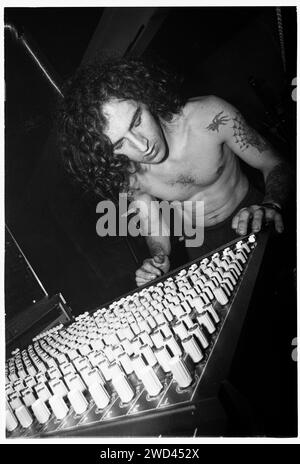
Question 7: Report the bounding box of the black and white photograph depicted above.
[3,4,298,440]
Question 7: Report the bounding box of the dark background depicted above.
[4,7,297,436]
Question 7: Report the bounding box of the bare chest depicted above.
[135,139,228,201]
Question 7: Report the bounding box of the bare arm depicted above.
[205,97,292,234]
[129,193,171,286]
[262,162,291,207]
[226,109,291,207]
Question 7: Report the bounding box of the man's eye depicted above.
[114,140,124,151]
[134,115,141,127]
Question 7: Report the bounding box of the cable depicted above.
[276,7,287,74]
[5,23,64,98]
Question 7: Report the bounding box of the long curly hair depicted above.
[57,56,185,202]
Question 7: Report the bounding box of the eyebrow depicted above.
[112,106,141,148]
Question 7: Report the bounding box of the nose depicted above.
[127,132,149,152]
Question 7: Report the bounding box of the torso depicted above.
[130,97,249,227]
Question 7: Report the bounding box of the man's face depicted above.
[102,99,167,164]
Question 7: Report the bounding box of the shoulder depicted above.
[184,95,237,121]
[165,96,231,133]
[181,96,240,138]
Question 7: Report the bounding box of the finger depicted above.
[141,261,162,276]
[136,268,158,280]
[152,256,167,269]
[251,208,264,233]
[274,213,284,233]
[136,277,150,287]
[237,209,251,235]
[153,254,165,264]
[264,207,276,224]
[232,213,240,231]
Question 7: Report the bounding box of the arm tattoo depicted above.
[206,111,230,132]
[232,112,270,153]
[264,162,292,206]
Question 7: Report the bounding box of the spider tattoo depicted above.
[206,111,230,132]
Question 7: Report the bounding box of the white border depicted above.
[1,1,299,445]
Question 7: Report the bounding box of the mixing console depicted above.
[5,232,268,437]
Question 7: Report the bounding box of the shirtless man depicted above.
[60,57,291,287]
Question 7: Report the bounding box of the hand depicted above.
[135,254,170,287]
[232,204,284,236]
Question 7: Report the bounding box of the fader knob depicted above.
[121,339,135,357]
[151,330,164,349]
[242,242,251,253]
[199,303,220,323]
[6,408,18,432]
[88,382,110,409]
[31,399,51,424]
[146,315,157,329]
[232,259,243,273]
[24,375,36,388]
[140,345,157,367]
[49,394,69,420]
[22,389,36,408]
[98,360,112,382]
[27,365,37,376]
[182,336,204,363]
[180,300,192,314]
[132,355,147,380]
[5,384,14,397]
[154,312,168,325]
[139,366,163,397]
[197,313,216,334]
[35,384,52,402]
[213,286,229,306]
[165,335,182,356]
[222,277,234,293]
[9,394,23,411]
[69,374,86,393]
[109,362,124,379]
[67,389,88,415]
[13,380,24,393]
[49,379,68,398]
[192,296,205,312]
[85,368,105,386]
[78,345,91,356]
[139,331,154,348]
[138,319,151,334]
[48,366,62,380]
[15,405,33,428]
[111,373,135,403]
[158,323,172,338]
[179,313,194,329]
[163,307,174,322]
[169,356,193,389]
[60,362,76,376]
[223,270,237,286]
[173,321,189,340]
[155,346,172,373]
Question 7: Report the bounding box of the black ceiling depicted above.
[4,7,104,79]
